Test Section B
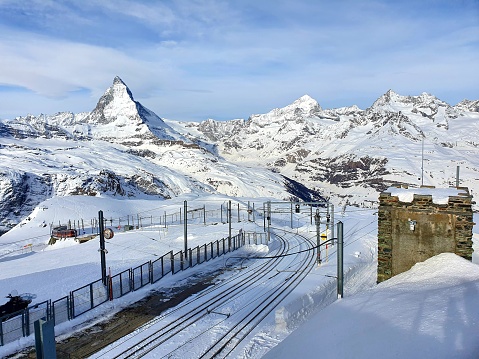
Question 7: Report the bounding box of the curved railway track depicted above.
[91,227,316,359]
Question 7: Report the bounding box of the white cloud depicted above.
[0,0,477,120]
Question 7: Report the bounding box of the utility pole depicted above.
[263,203,266,231]
[290,202,293,229]
[456,165,460,188]
[314,210,321,264]
[337,221,344,299]
[98,210,107,286]
[330,203,335,245]
[184,201,188,259]
[228,200,232,251]
[267,201,271,242]
[421,136,424,186]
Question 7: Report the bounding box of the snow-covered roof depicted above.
[384,186,469,204]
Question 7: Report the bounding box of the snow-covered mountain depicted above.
[177,90,479,207]
[1,77,478,235]
[0,78,321,235]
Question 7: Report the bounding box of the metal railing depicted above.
[0,233,248,347]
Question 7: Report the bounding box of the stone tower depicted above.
[377,186,474,283]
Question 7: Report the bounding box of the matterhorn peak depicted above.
[81,77,181,141]
[85,77,146,126]
[113,75,126,85]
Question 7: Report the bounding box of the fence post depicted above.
[90,283,94,311]
[0,317,3,346]
[24,309,30,337]
[69,292,74,319]
[184,201,188,259]
[161,255,164,277]
[47,300,52,321]
[128,269,133,295]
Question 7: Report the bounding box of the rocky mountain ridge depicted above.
[0,77,323,234]
[1,77,478,234]
[178,88,479,207]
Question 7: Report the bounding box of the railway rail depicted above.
[91,227,316,358]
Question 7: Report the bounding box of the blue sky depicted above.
[0,0,478,121]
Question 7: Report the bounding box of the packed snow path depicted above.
[91,227,316,358]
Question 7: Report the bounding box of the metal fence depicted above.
[0,300,50,346]
[0,232,248,347]
[49,200,266,241]
[52,296,70,326]
[244,231,268,245]
[151,251,172,283]
[111,269,132,300]
[132,261,151,291]
[70,279,109,318]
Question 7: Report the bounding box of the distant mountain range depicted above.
[0,77,478,234]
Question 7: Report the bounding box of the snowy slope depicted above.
[1,79,478,233]
[174,90,479,208]
[0,78,319,235]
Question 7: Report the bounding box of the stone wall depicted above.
[377,186,474,283]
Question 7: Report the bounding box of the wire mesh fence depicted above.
[25,300,50,338]
[48,201,266,242]
[70,279,109,318]
[0,312,23,346]
[0,299,49,346]
[151,251,172,283]
[0,232,253,347]
[132,261,151,291]
[111,269,131,300]
[52,296,70,326]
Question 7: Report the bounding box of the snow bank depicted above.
[263,253,479,359]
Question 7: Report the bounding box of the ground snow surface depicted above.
[264,253,479,359]
[0,195,477,358]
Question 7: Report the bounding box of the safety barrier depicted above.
[0,300,50,346]
[70,279,109,318]
[0,233,247,347]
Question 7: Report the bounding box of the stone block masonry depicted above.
[377,186,474,283]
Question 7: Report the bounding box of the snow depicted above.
[0,195,477,358]
[0,83,478,357]
[385,186,469,204]
[264,253,479,359]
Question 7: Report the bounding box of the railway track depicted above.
[91,227,316,359]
